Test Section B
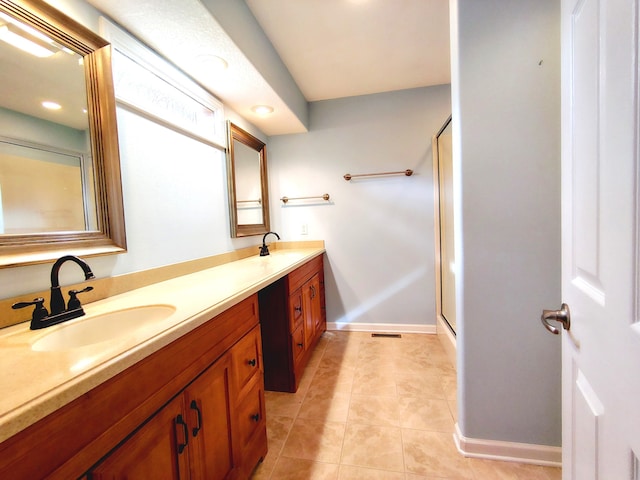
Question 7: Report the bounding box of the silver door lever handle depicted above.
[541,303,571,335]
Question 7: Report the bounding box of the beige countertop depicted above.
[0,247,325,443]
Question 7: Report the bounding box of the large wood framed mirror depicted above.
[226,122,270,237]
[0,0,125,267]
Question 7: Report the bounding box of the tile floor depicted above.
[251,330,562,480]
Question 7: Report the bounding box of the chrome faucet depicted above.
[259,231,280,256]
[12,255,95,329]
[50,255,95,315]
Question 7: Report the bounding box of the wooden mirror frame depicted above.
[227,122,270,237]
[0,0,126,268]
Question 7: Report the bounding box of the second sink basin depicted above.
[31,305,177,351]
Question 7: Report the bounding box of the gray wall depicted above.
[268,86,451,330]
[0,107,89,153]
[452,0,562,445]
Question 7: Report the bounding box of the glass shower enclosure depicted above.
[433,116,456,335]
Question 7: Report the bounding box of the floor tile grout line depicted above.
[260,331,464,478]
[256,330,562,479]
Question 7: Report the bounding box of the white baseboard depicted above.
[327,322,436,335]
[453,424,562,467]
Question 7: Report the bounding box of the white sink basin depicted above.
[31,305,177,351]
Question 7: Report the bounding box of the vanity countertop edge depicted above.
[0,247,325,444]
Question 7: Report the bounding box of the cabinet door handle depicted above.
[297,342,304,348]
[247,358,257,367]
[190,400,202,437]
[250,413,260,422]
[175,414,189,454]
[294,305,302,313]
[310,285,316,299]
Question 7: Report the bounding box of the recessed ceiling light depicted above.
[42,101,61,110]
[251,105,274,115]
[197,54,228,73]
[0,23,57,58]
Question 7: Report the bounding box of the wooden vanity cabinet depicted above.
[90,352,236,480]
[0,295,266,480]
[260,255,326,392]
[90,326,266,480]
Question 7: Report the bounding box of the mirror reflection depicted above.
[227,122,270,237]
[233,140,263,225]
[0,10,88,131]
[0,0,125,267]
[0,8,92,235]
[0,138,95,233]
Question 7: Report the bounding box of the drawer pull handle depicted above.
[247,358,257,367]
[175,414,189,454]
[250,413,260,422]
[190,400,202,437]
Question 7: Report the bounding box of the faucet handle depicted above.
[67,286,94,310]
[12,298,49,321]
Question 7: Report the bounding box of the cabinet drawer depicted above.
[291,323,305,366]
[236,381,265,450]
[287,255,323,292]
[288,290,303,331]
[231,325,262,396]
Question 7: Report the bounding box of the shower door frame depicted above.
[432,115,457,368]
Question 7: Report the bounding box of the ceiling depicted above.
[245,0,451,102]
[0,36,88,130]
[0,9,90,130]
[87,0,451,135]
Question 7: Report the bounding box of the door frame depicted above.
[432,114,457,369]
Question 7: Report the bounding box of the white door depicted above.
[551,0,640,478]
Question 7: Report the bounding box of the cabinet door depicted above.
[316,269,326,332]
[90,395,189,480]
[302,274,321,345]
[185,355,236,480]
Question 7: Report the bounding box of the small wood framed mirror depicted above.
[226,122,270,237]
